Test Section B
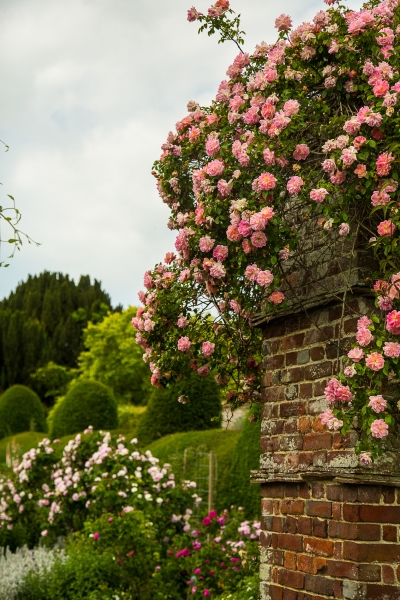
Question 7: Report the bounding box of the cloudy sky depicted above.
[0,0,362,307]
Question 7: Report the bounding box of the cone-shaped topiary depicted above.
[50,380,118,438]
[0,385,47,439]
[137,372,221,446]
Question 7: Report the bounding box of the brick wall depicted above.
[258,294,400,599]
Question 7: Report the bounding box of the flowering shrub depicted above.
[0,429,200,549]
[134,0,400,462]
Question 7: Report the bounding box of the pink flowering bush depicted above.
[136,0,400,460]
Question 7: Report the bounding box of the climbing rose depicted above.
[177,337,191,352]
[365,352,385,371]
[251,231,267,248]
[354,164,367,178]
[356,328,374,346]
[310,188,328,203]
[368,395,387,413]
[348,347,364,362]
[359,452,372,465]
[213,245,228,261]
[197,365,210,377]
[293,144,310,160]
[206,137,220,156]
[177,316,189,328]
[377,220,395,236]
[287,176,304,194]
[371,419,389,438]
[206,159,224,177]
[339,223,350,236]
[376,152,395,176]
[187,7,199,21]
[320,408,343,430]
[226,225,242,242]
[283,99,300,115]
[210,262,226,278]
[386,310,400,334]
[383,342,400,358]
[269,291,285,304]
[344,365,357,378]
[274,13,292,31]
[202,342,215,357]
[180,269,191,283]
[357,316,372,329]
[199,236,215,252]
[245,264,260,282]
[256,270,274,287]
[254,172,277,191]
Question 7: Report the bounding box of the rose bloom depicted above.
[368,395,387,413]
[269,291,285,305]
[213,245,228,261]
[260,206,275,222]
[177,316,189,328]
[322,159,336,173]
[354,164,367,178]
[217,179,232,197]
[348,347,364,362]
[177,336,191,352]
[356,328,374,347]
[206,137,220,156]
[283,99,300,116]
[370,419,389,438]
[210,262,226,279]
[238,220,252,237]
[335,384,353,402]
[197,365,210,377]
[344,364,357,378]
[199,236,215,252]
[359,452,372,466]
[251,231,267,248]
[358,316,372,330]
[256,172,277,191]
[202,341,215,357]
[230,299,241,313]
[226,225,242,242]
[353,136,366,149]
[164,252,176,264]
[376,152,395,176]
[249,212,267,231]
[310,188,328,203]
[293,144,310,160]
[263,147,276,164]
[377,220,395,237]
[256,270,274,287]
[275,13,292,30]
[373,79,389,97]
[205,159,224,177]
[180,269,191,283]
[365,352,385,371]
[386,310,400,334]
[242,239,252,253]
[245,264,260,282]
[324,377,340,402]
[383,342,400,358]
[339,223,350,236]
[287,176,304,195]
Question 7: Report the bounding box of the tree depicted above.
[78,307,152,405]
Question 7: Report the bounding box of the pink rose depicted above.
[177,316,189,328]
[260,206,275,222]
[217,179,232,197]
[256,270,274,287]
[354,164,367,178]
[293,144,310,161]
[348,347,364,362]
[287,176,304,195]
[373,79,389,97]
[199,236,215,252]
[339,223,350,236]
[213,245,228,261]
[365,352,385,371]
[359,452,372,465]
[226,225,242,242]
[210,262,226,279]
[310,188,328,203]
[229,299,241,313]
[249,212,266,231]
[178,337,192,352]
[275,13,292,31]
[245,264,260,282]
[357,316,372,330]
[254,172,277,191]
[206,137,220,156]
[238,220,252,237]
[202,342,215,357]
[263,148,276,165]
[283,100,300,116]
[386,310,400,334]
[269,291,285,305]
[376,152,395,176]
[206,159,224,177]
[370,419,389,438]
[251,231,267,248]
[368,395,387,413]
[383,342,400,358]
[180,269,191,283]
[356,328,374,347]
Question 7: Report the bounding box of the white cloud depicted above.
[0,0,362,305]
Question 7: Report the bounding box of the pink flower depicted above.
[371,419,389,438]
[230,300,241,313]
[164,252,176,264]
[383,342,400,358]
[204,591,210,597]
[377,220,395,236]
[210,262,226,279]
[365,352,385,371]
[320,408,334,424]
[287,176,304,195]
[343,117,361,135]
[202,342,215,357]
[256,270,274,287]
[376,152,395,176]
[293,144,310,161]
[324,76,337,88]
[320,408,344,430]
[178,337,191,352]
[249,212,266,231]
[344,365,357,378]
[356,328,374,347]
[242,239,252,253]
[177,316,189,328]
[260,206,275,221]
[310,188,328,203]
[341,146,357,166]
[269,291,285,304]
[197,365,210,377]
[213,245,228,261]
[322,159,336,172]
[180,270,191,283]
[199,236,215,252]
[335,384,353,402]
[206,159,224,177]
[373,79,389,97]
[348,347,364,362]
[378,296,393,311]
[226,225,242,242]
[187,7,200,22]
[244,107,260,124]
[354,164,367,178]
[206,136,220,156]
[251,231,267,248]
[263,148,276,165]
[359,452,372,465]
[386,310,400,334]
[93,533,99,541]
[245,264,260,282]
[353,136,366,149]
[358,316,372,330]
[217,179,232,197]
[339,223,350,236]
[275,13,292,31]
[368,395,387,413]
[283,100,300,116]
[254,172,277,191]
[238,220,252,237]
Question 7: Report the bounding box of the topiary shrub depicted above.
[50,380,118,438]
[0,385,47,439]
[137,372,221,446]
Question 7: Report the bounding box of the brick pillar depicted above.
[255,295,400,600]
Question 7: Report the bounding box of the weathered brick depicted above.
[363,584,400,599]
[283,516,298,535]
[382,487,395,504]
[261,483,285,499]
[299,417,311,433]
[327,560,381,581]
[280,401,306,417]
[357,486,380,504]
[304,574,335,597]
[283,418,298,434]
[260,531,272,547]
[261,498,274,515]
[281,333,305,351]
[303,362,332,380]
[311,483,325,499]
[382,566,395,585]
[280,434,304,451]
[312,518,327,538]
[299,383,313,398]
[306,501,332,518]
[303,433,332,451]
[310,346,325,361]
[343,541,400,563]
[284,551,297,570]
[304,537,334,557]
[281,500,305,516]
[298,517,312,535]
[279,534,303,552]
[281,367,305,384]
[359,505,400,524]
[277,568,305,590]
[383,525,397,542]
[264,354,285,370]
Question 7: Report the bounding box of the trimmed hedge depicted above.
[0,385,46,439]
[50,380,118,438]
[137,373,221,446]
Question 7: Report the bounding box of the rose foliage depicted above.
[135,0,400,463]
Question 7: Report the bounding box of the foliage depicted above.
[117,404,146,431]
[135,0,400,461]
[78,307,152,405]
[137,372,221,446]
[0,271,114,393]
[0,545,66,600]
[50,380,118,438]
[0,386,46,440]
[30,362,78,407]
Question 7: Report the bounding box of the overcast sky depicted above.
[0,0,362,307]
